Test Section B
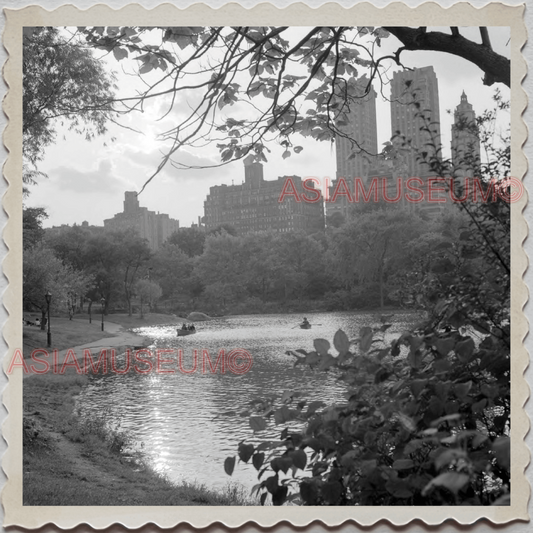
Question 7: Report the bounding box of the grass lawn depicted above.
[23,317,118,358]
[23,369,252,506]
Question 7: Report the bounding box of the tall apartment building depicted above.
[330,84,378,220]
[335,86,378,181]
[204,155,325,235]
[104,191,180,251]
[451,91,481,178]
[390,66,441,178]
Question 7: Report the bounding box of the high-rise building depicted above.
[204,156,325,235]
[390,66,441,177]
[104,191,180,251]
[451,91,481,178]
[335,86,378,182]
[330,84,378,220]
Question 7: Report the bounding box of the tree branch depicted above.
[383,27,510,87]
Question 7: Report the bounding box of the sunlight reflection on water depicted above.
[76,311,420,491]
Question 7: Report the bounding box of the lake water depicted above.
[75,311,420,492]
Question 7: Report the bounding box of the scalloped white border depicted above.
[2,2,529,529]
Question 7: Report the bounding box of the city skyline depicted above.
[24,27,510,229]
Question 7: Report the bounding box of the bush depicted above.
[226,320,510,506]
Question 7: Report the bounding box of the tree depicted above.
[74,26,509,190]
[150,243,195,301]
[195,231,247,307]
[135,279,163,317]
[23,207,48,250]
[167,228,206,257]
[330,210,424,308]
[23,244,94,324]
[23,27,116,183]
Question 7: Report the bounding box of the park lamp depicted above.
[100,297,105,331]
[45,291,52,347]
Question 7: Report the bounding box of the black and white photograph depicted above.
[2,1,529,529]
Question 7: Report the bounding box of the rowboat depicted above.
[177,328,196,336]
[300,323,311,330]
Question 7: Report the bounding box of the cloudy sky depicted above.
[25,26,511,228]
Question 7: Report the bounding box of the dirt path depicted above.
[23,321,151,378]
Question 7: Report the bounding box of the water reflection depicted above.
[76,311,419,490]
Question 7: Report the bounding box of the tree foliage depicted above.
[74,26,509,190]
[223,95,511,506]
[22,27,116,177]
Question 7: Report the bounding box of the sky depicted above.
[25,26,511,228]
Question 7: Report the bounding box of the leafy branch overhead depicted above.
[70,25,509,192]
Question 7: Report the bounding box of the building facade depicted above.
[204,156,325,235]
[451,91,481,179]
[104,191,180,251]
[335,86,378,182]
[390,66,441,178]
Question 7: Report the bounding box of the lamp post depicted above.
[45,291,52,348]
[100,297,105,331]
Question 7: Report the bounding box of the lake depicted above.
[75,311,420,492]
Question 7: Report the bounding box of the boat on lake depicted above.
[177,328,197,336]
[300,323,312,330]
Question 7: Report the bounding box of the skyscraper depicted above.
[451,91,481,178]
[390,66,441,177]
[335,86,378,181]
[330,84,378,220]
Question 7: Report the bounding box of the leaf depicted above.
[274,405,292,425]
[112,47,128,61]
[455,338,475,363]
[333,329,350,354]
[252,452,265,471]
[139,62,153,75]
[300,480,319,504]
[291,449,307,470]
[321,481,342,504]
[224,456,236,476]
[294,146,304,154]
[392,458,414,470]
[435,337,455,357]
[454,381,473,400]
[282,150,291,159]
[306,401,326,416]
[430,413,462,428]
[313,338,330,356]
[492,436,510,470]
[359,327,373,353]
[434,448,467,471]
[410,379,427,399]
[386,478,414,499]
[238,442,255,463]
[422,472,469,496]
[249,416,267,432]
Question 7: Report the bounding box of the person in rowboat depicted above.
[301,317,310,327]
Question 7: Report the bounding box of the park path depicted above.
[23,321,151,377]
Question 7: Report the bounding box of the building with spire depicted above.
[451,91,481,178]
[390,66,441,178]
[203,155,325,235]
[104,191,180,251]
